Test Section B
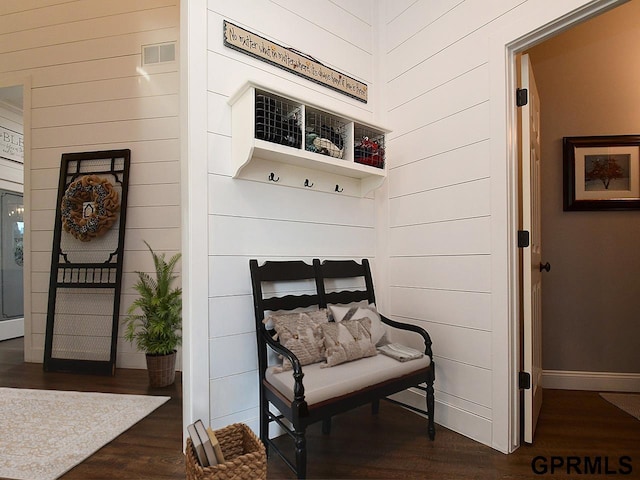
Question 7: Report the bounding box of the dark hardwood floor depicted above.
[1,337,639,479]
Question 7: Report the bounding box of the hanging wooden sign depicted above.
[223,20,368,103]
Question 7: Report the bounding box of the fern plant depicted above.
[124,242,182,356]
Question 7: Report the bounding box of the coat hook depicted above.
[304,179,314,188]
[335,184,344,193]
[268,172,279,182]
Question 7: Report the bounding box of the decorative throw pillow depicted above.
[264,310,329,371]
[328,304,387,346]
[320,317,377,368]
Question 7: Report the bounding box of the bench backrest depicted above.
[249,258,377,375]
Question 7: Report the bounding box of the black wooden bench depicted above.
[250,258,435,479]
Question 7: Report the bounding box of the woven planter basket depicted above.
[145,351,176,387]
[186,423,266,480]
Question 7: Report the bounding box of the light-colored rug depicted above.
[0,387,170,480]
[600,392,640,421]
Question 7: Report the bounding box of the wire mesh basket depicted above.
[354,125,385,169]
[305,107,348,159]
[255,90,302,149]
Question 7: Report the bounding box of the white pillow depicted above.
[328,303,387,346]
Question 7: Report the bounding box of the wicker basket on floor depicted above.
[186,423,266,480]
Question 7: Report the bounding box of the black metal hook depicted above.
[268,172,279,182]
[335,184,344,193]
[304,179,314,188]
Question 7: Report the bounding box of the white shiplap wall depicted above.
[205,0,380,431]
[378,0,611,451]
[380,0,497,447]
[0,0,180,368]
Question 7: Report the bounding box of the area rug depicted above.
[600,392,640,421]
[0,387,170,480]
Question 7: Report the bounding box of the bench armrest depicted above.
[380,313,434,359]
[261,329,307,405]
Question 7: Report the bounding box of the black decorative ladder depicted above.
[44,150,130,375]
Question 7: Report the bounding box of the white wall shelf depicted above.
[229,82,389,197]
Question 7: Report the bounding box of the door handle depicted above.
[539,262,551,272]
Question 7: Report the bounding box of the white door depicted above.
[521,53,544,444]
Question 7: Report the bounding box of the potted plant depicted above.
[123,241,182,387]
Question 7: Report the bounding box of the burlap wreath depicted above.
[61,175,120,242]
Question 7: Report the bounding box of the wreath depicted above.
[61,174,120,242]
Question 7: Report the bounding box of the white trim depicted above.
[543,370,640,392]
[0,318,24,341]
[180,0,211,437]
[489,0,625,454]
[0,74,31,362]
[389,389,492,447]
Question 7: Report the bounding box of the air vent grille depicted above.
[142,42,176,65]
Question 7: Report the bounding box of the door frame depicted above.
[0,75,32,362]
[488,0,625,453]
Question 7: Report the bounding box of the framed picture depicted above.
[563,135,640,210]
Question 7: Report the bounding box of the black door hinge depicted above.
[518,230,530,248]
[516,88,528,107]
[519,371,531,390]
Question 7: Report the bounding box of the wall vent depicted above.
[142,42,176,65]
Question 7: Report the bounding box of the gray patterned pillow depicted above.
[320,317,377,368]
[265,310,329,372]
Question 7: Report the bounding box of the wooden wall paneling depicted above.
[389,102,490,169]
[208,175,375,226]
[434,356,492,408]
[32,95,180,128]
[270,0,373,54]
[331,0,373,26]
[32,57,177,91]
[210,370,258,417]
[0,6,178,54]
[30,139,180,169]
[385,0,463,53]
[388,141,490,198]
[388,65,489,139]
[389,217,491,256]
[418,320,492,369]
[29,187,56,210]
[0,28,177,72]
[209,333,257,378]
[208,295,255,337]
[389,286,492,331]
[386,29,488,109]
[32,72,178,109]
[31,117,179,149]
[384,0,522,81]
[389,255,491,292]
[209,215,375,257]
[127,183,180,207]
[0,0,176,34]
[389,179,490,227]
[129,161,180,185]
[29,230,53,253]
[207,133,232,176]
[125,205,180,229]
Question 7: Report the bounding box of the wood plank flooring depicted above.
[1,337,639,479]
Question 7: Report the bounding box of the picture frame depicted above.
[563,135,640,210]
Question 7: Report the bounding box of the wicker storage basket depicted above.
[186,423,266,480]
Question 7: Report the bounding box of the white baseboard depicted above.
[543,370,640,392]
[388,388,492,448]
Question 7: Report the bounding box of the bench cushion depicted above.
[265,353,431,406]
